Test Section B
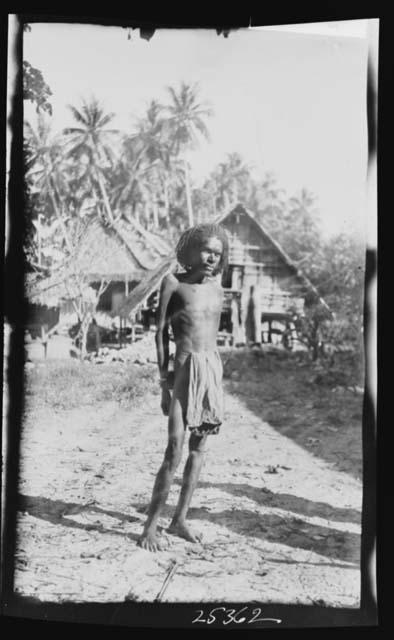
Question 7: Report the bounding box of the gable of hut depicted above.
[219,206,308,317]
[216,204,330,345]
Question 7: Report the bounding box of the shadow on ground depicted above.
[194,480,361,524]
[133,480,360,565]
[18,494,141,542]
[221,349,363,480]
[18,493,360,566]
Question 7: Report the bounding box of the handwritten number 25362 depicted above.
[192,607,281,625]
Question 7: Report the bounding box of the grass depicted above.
[24,360,159,412]
[24,349,363,413]
[22,348,364,478]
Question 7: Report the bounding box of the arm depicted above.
[154,274,177,414]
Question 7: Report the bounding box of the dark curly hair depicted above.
[175,223,229,274]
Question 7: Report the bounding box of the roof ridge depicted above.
[217,204,331,314]
[108,221,152,270]
[126,217,171,257]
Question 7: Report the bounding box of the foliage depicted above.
[23,79,365,360]
[163,82,213,225]
[288,229,365,362]
[23,61,53,115]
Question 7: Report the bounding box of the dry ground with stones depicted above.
[12,341,363,606]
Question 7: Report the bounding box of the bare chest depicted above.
[171,283,223,317]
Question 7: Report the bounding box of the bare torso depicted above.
[167,275,223,355]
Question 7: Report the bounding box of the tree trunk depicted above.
[144,201,150,229]
[183,158,194,226]
[223,190,231,212]
[79,313,91,360]
[96,170,114,224]
[37,230,42,266]
[311,321,320,361]
[135,203,140,225]
[152,199,159,229]
[47,183,73,253]
[163,179,170,224]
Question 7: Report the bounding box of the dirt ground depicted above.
[13,346,363,606]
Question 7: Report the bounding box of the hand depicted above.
[160,387,172,416]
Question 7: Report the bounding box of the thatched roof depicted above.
[27,217,172,307]
[116,203,332,320]
[217,204,332,315]
[114,254,178,319]
[75,217,171,279]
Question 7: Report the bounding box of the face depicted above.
[189,236,223,276]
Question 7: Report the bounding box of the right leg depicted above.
[137,396,185,552]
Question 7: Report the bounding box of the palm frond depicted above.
[67,105,89,126]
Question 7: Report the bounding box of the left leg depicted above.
[167,432,208,542]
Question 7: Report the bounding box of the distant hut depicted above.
[26,217,173,340]
[117,204,330,348]
[217,204,331,346]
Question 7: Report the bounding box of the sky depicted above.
[21,19,372,239]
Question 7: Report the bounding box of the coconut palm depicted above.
[282,188,323,268]
[117,100,167,226]
[210,162,232,212]
[115,99,184,230]
[224,152,251,206]
[211,152,252,212]
[163,82,213,225]
[24,114,72,252]
[288,187,317,216]
[111,130,158,225]
[62,97,120,225]
[134,100,166,164]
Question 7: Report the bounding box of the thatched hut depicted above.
[217,204,331,345]
[26,217,173,336]
[116,203,330,347]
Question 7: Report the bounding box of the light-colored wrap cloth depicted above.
[170,349,224,435]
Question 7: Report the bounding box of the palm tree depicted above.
[132,100,168,228]
[288,187,316,216]
[111,100,171,228]
[251,172,286,233]
[111,133,149,219]
[63,97,119,225]
[24,114,72,252]
[284,188,322,267]
[211,153,251,212]
[117,99,185,230]
[134,100,166,164]
[163,82,213,226]
[211,162,232,212]
[225,153,251,206]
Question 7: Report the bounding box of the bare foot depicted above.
[167,521,202,543]
[137,529,162,552]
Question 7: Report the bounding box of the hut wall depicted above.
[95,280,139,313]
[221,211,305,317]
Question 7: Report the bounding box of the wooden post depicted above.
[124,276,129,341]
[41,324,48,358]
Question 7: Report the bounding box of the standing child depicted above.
[137,223,229,552]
